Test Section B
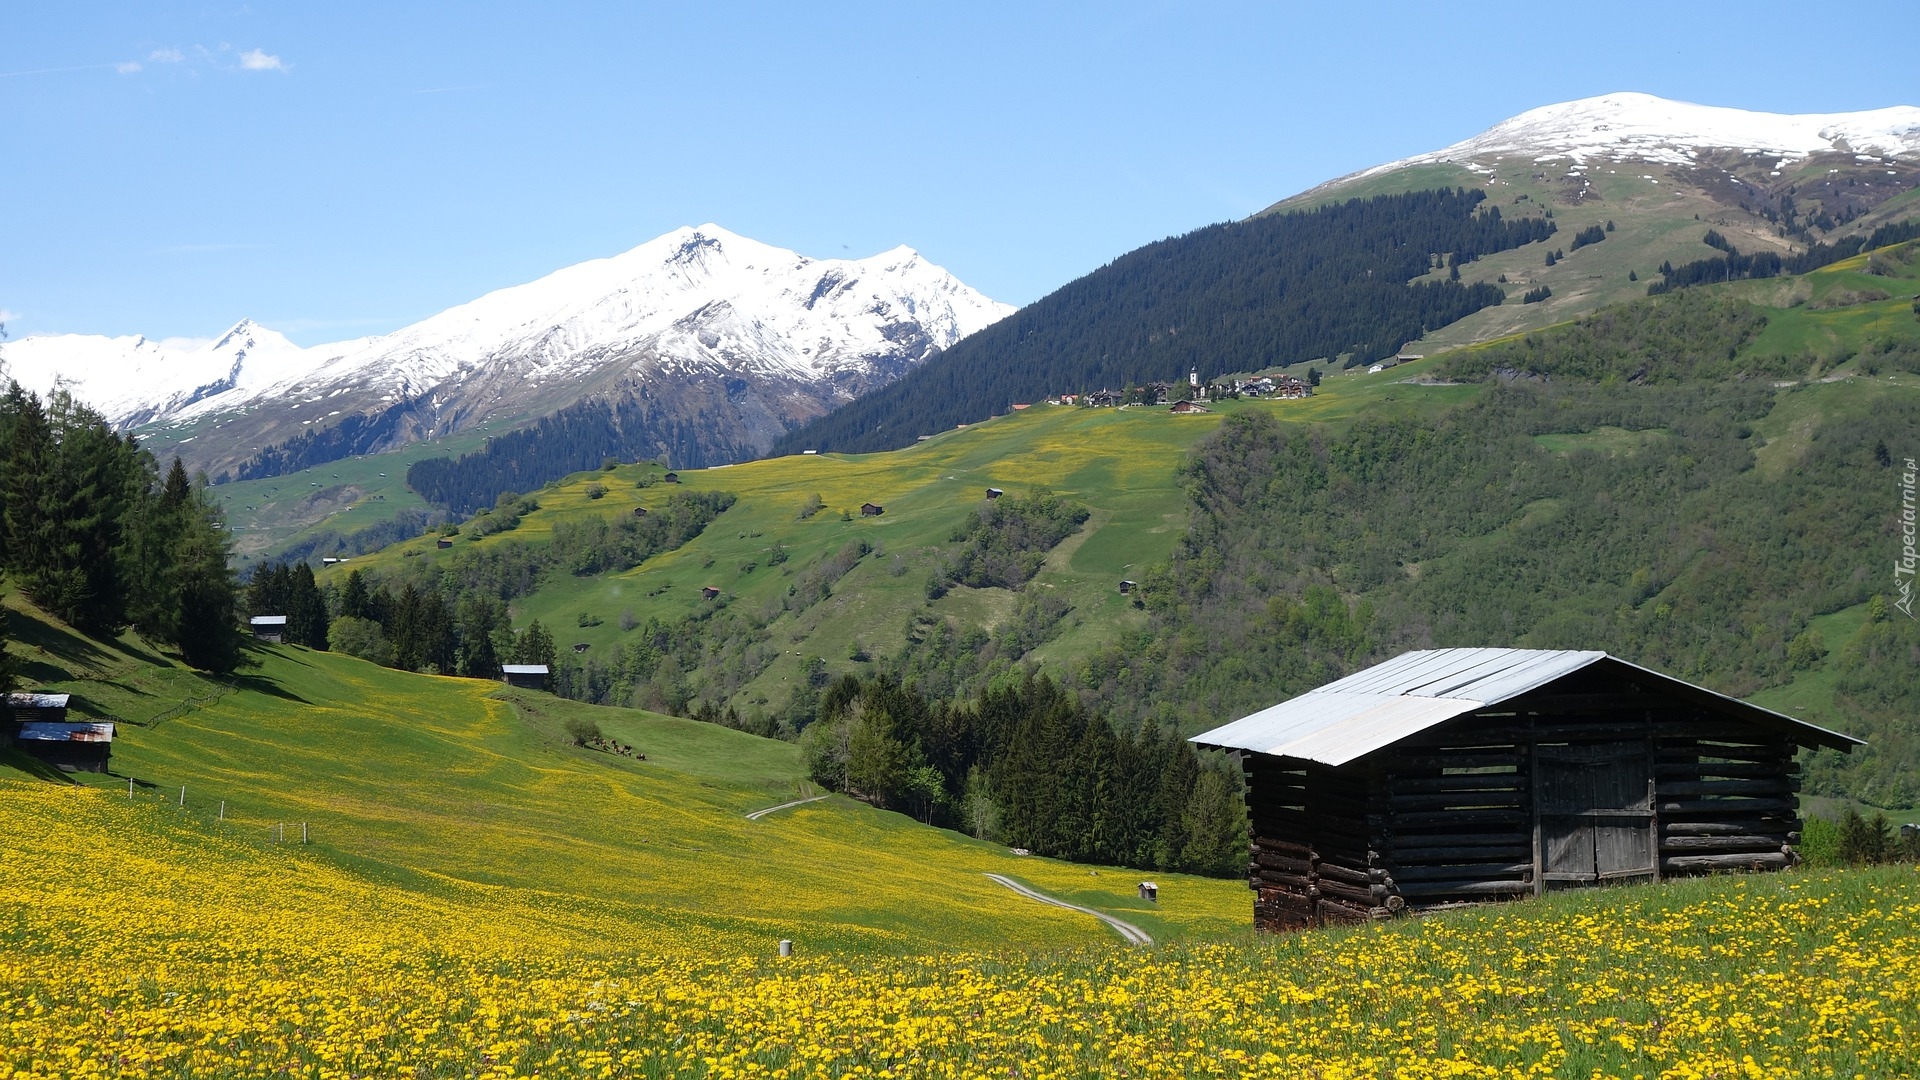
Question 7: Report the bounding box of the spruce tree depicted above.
[339,569,371,619]
[515,619,556,671]
[287,563,328,649]
[172,482,242,672]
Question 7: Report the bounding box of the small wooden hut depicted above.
[860,503,885,517]
[6,694,112,773]
[501,664,549,690]
[701,586,721,600]
[249,615,288,643]
[1192,648,1861,931]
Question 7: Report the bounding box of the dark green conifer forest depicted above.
[0,382,242,671]
[773,189,1554,456]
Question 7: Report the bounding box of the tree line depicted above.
[253,487,738,682]
[798,672,1247,877]
[0,382,242,671]
[406,394,725,515]
[772,188,1557,456]
[1647,219,1920,296]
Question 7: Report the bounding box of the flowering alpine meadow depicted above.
[4,780,1917,1079]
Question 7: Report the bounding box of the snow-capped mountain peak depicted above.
[1363,92,1920,175]
[4,225,1011,476]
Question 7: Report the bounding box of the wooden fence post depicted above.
[178,786,186,807]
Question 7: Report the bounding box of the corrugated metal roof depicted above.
[1191,648,1860,765]
[250,615,288,625]
[18,722,113,743]
[501,664,550,675]
[5,692,72,709]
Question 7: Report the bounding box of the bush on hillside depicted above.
[328,616,393,667]
[563,717,602,747]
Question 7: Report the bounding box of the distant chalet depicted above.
[249,615,288,643]
[860,503,884,517]
[1192,648,1860,932]
[4,692,113,773]
[1168,400,1210,415]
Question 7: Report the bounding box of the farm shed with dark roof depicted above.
[1192,648,1860,931]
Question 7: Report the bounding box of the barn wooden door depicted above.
[1535,742,1655,886]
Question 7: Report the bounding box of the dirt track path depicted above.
[984,873,1154,946]
[744,794,829,821]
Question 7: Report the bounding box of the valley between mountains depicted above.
[5,89,1920,1080]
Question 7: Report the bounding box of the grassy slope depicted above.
[193,426,499,564]
[2,592,1245,954]
[337,376,1479,714]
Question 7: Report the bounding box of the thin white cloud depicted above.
[0,63,121,79]
[238,48,285,72]
[0,308,22,324]
[116,61,142,75]
[149,48,184,63]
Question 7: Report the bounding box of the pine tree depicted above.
[122,456,180,643]
[391,584,424,671]
[514,619,556,671]
[287,563,328,649]
[172,483,242,672]
[339,569,371,619]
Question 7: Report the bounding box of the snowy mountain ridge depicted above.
[1360,92,1920,176]
[5,224,1011,434]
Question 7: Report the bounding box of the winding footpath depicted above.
[744,794,830,821]
[984,873,1154,946]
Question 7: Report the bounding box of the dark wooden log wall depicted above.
[1241,693,1807,932]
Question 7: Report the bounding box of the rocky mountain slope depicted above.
[6,225,1010,479]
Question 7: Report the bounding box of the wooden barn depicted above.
[6,694,113,773]
[249,615,287,642]
[860,503,885,517]
[501,664,549,690]
[1191,648,1861,931]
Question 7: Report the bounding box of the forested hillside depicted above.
[0,383,242,672]
[406,393,722,515]
[1051,290,1920,805]
[773,189,1553,455]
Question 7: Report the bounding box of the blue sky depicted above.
[4,1,1915,345]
